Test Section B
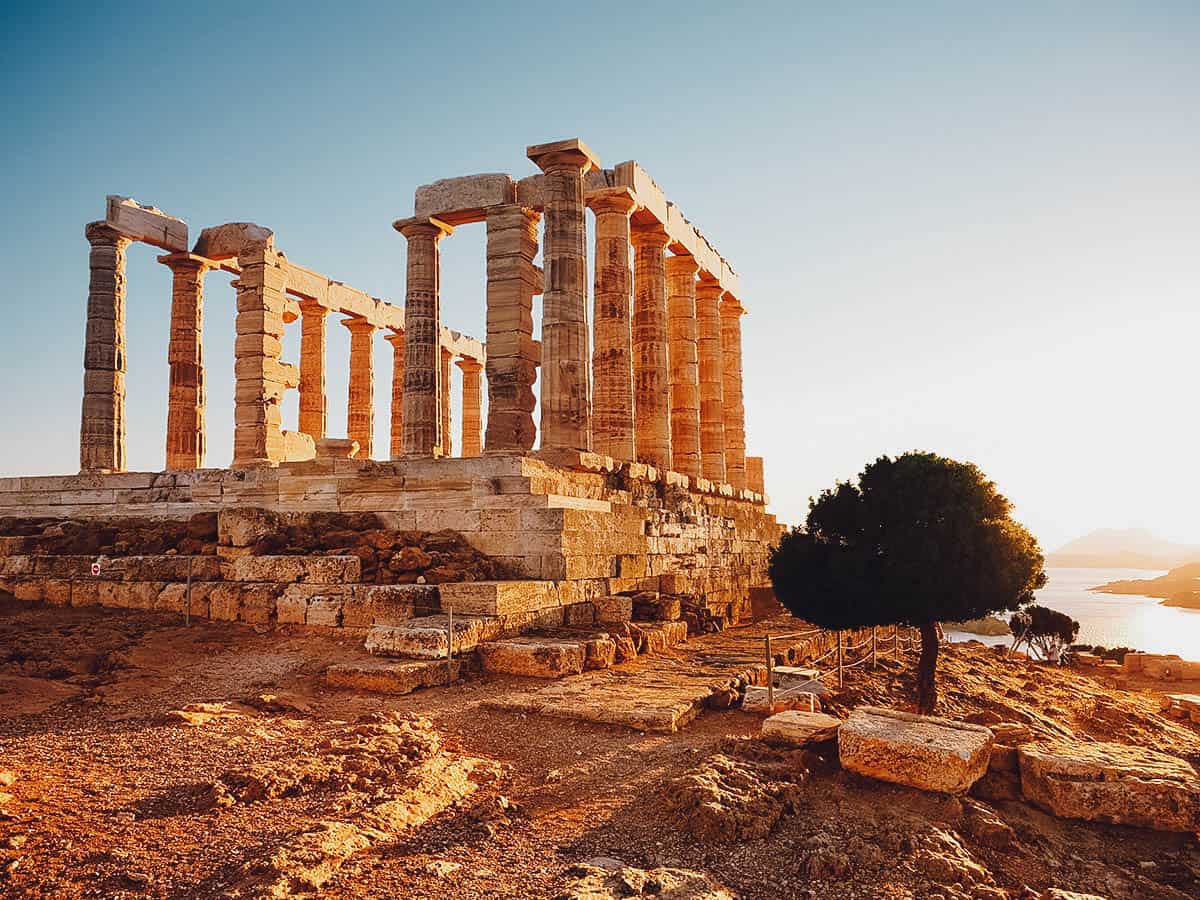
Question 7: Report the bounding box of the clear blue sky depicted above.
[2,1,1198,550]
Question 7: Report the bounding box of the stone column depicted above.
[631,223,672,471]
[457,357,483,458]
[345,317,376,459]
[440,346,454,457]
[161,254,210,470]
[528,139,600,452]
[666,254,701,479]
[384,330,404,460]
[746,455,765,496]
[81,222,130,472]
[720,295,747,489]
[233,244,288,467]
[298,300,327,442]
[394,217,453,457]
[587,187,636,462]
[695,278,727,484]
[484,205,540,453]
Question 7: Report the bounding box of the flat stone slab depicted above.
[771,666,821,686]
[438,580,560,616]
[479,637,585,679]
[1018,740,1200,832]
[838,706,994,794]
[743,685,821,715]
[365,615,495,660]
[323,659,460,695]
[762,710,841,746]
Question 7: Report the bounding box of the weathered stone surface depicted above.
[414,174,515,225]
[742,685,820,715]
[838,706,993,794]
[761,710,841,746]
[324,659,458,695]
[1018,740,1200,832]
[560,857,734,900]
[438,580,559,616]
[106,195,187,251]
[225,555,360,584]
[479,637,585,679]
[192,222,273,259]
[366,615,493,659]
[595,595,633,623]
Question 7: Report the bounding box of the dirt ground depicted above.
[2,596,1199,899]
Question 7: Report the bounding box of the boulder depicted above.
[761,710,841,747]
[1018,740,1200,832]
[838,706,993,794]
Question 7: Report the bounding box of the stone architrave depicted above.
[587,187,637,462]
[720,294,747,489]
[232,244,288,467]
[440,346,454,457]
[631,223,672,471]
[81,222,131,473]
[384,330,405,459]
[298,300,327,441]
[344,317,376,459]
[484,205,540,453]
[528,138,600,452]
[394,217,453,457]
[665,254,701,479]
[160,254,210,469]
[695,278,727,483]
[457,357,483,457]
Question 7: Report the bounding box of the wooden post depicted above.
[895,626,901,660]
[446,605,454,685]
[872,626,878,669]
[837,630,844,689]
[765,635,774,709]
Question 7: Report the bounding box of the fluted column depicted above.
[666,254,701,479]
[587,187,636,461]
[746,456,765,495]
[81,222,130,472]
[631,223,672,471]
[457,357,483,457]
[695,278,727,483]
[394,217,453,457]
[233,244,287,467]
[484,205,540,453]
[345,318,376,459]
[528,139,600,452]
[440,346,454,457]
[160,254,210,470]
[720,295,747,489]
[298,300,327,442]
[384,330,404,459]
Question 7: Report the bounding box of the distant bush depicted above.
[1074,644,1136,663]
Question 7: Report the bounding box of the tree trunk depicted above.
[916,622,940,714]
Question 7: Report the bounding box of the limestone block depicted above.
[564,601,596,626]
[584,636,617,670]
[415,174,516,225]
[192,222,274,260]
[479,637,585,679]
[1018,740,1200,832]
[239,586,279,624]
[209,584,242,621]
[366,616,491,659]
[226,556,360,584]
[594,595,633,624]
[281,430,316,463]
[70,581,100,607]
[438,580,559,616]
[838,707,993,794]
[306,597,343,627]
[42,579,71,606]
[323,659,459,695]
[742,686,820,716]
[218,507,279,547]
[105,195,187,251]
[276,591,308,624]
[762,710,842,746]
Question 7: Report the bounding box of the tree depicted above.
[1009,605,1079,663]
[768,452,1046,714]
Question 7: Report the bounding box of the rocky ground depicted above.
[2,595,1199,899]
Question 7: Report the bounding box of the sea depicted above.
[946,567,1200,658]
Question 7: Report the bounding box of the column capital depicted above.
[665,253,700,277]
[383,328,405,347]
[586,186,636,216]
[695,277,725,301]
[455,356,483,374]
[720,294,746,316]
[85,221,129,246]
[527,137,600,174]
[342,316,376,334]
[156,252,214,274]
[393,216,454,239]
[631,221,670,248]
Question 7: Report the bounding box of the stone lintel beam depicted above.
[414,173,516,226]
[105,195,188,251]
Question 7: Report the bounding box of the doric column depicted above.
[345,317,376,459]
[298,300,327,442]
[484,205,540,453]
[81,222,130,473]
[631,223,672,471]
[587,187,636,462]
[440,346,454,457]
[232,244,288,467]
[384,330,404,460]
[746,455,765,495]
[457,357,483,458]
[720,295,747,489]
[394,217,453,457]
[695,278,727,484]
[666,254,701,479]
[160,254,210,470]
[528,138,600,452]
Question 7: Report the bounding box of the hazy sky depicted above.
[2,2,1198,551]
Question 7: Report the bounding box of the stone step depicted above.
[323,658,464,695]
[438,580,561,616]
[479,637,587,679]
[365,615,497,659]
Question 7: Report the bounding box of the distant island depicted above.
[1092,562,1200,609]
[1047,528,1200,570]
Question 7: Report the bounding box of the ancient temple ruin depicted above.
[1,138,780,683]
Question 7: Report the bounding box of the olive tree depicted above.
[768,452,1046,713]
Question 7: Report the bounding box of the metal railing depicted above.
[764,624,921,707]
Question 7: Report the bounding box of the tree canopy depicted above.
[1010,605,1080,662]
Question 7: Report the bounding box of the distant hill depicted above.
[1092,562,1200,608]
[1047,528,1200,570]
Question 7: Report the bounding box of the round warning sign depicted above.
[91,561,101,576]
